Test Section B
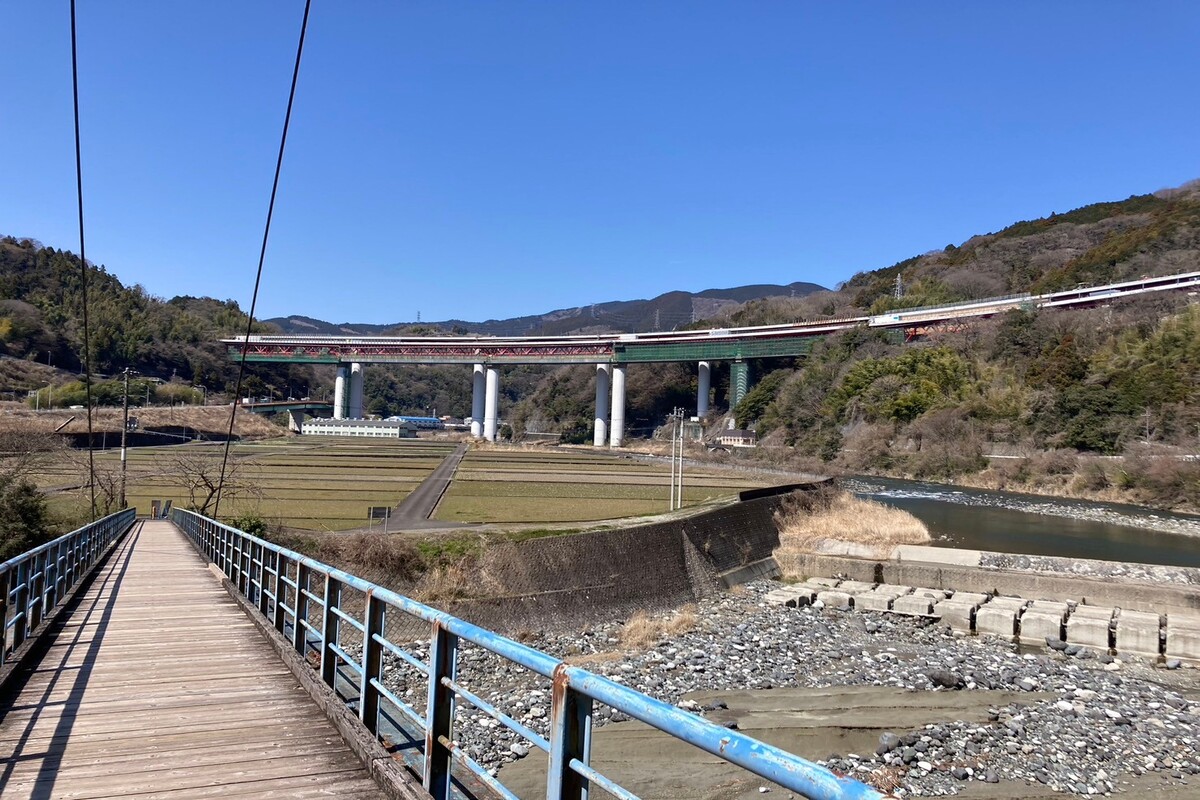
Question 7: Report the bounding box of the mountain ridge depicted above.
[263,281,827,337]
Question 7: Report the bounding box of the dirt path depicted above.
[390,442,468,526]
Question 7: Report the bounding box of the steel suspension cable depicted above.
[70,0,97,521]
[214,0,313,519]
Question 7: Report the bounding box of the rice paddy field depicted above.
[34,437,772,530]
[40,439,457,531]
[432,449,769,523]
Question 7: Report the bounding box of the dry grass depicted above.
[412,561,475,604]
[619,604,698,648]
[774,489,930,562]
[0,404,281,438]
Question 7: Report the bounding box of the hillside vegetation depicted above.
[505,181,1200,509]
[0,236,312,402]
[4,180,1199,508]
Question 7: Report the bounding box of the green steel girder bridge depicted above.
[224,270,1200,446]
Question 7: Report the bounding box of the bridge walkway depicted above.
[0,520,387,800]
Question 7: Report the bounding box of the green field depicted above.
[433,449,766,523]
[40,438,456,531]
[35,438,771,530]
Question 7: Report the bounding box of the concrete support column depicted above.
[483,367,500,442]
[287,409,306,433]
[470,364,485,438]
[609,365,626,447]
[593,364,610,447]
[333,365,348,420]
[730,360,749,409]
[348,362,364,419]
[697,361,711,418]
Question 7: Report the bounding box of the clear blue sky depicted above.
[2,3,1197,325]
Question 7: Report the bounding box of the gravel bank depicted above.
[381,581,1199,797]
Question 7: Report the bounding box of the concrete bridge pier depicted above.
[333,364,348,420]
[348,362,364,419]
[287,409,306,432]
[471,363,485,438]
[483,367,500,442]
[593,364,610,446]
[697,360,711,417]
[610,365,626,447]
[730,360,749,409]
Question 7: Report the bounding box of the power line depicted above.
[215,0,313,519]
[70,0,97,520]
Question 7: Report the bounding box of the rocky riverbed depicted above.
[379,581,1198,797]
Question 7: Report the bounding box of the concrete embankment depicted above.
[774,545,1200,663]
[445,483,1200,643]
[446,488,803,632]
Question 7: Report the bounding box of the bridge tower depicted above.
[333,364,348,419]
[471,364,485,437]
[610,365,626,447]
[593,364,610,446]
[730,360,749,409]
[348,362,364,418]
[483,367,500,441]
[697,361,711,417]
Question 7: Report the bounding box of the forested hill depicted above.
[716,180,1200,327]
[0,236,306,397]
[503,180,1200,509]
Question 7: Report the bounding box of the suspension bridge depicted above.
[0,511,891,800]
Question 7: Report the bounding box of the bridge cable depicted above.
[70,0,97,521]
[214,0,313,519]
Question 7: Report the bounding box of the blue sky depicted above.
[2,3,1197,324]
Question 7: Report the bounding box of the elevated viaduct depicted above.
[224,271,1200,444]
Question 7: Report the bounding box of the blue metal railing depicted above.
[1,508,136,668]
[172,508,892,800]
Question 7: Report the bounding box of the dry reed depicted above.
[774,489,930,562]
[619,605,698,648]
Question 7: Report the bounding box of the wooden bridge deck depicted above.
[0,520,386,799]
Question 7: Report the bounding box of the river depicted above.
[845,476,1200,568]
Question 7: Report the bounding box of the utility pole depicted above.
[668,407,685,511]
[120,368,138,509]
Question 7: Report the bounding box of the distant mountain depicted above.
[264,281,827,337]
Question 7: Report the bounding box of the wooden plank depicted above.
[0,521,387,799]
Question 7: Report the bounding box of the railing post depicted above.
[273,553,289,634]
[256,543,270,616]
[0,569,10,665]
[28,551,44,634]
[236,534,248,595]
[293,562,311,657]
[424,620,458,800]
[359,592,385,733]
[44,542,59,611]
[320,576,342,688]
[547,665,593,800]
[65,534,76,588]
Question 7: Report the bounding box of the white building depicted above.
[301,418,418,438]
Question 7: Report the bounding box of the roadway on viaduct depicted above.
[223,270,1199,367]
[219,270,1200,445]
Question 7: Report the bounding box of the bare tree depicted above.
[0,430,64,478]
[154,448,261,516]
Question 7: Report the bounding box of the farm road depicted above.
[391,442,468,526]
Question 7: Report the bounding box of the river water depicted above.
[845,476,1200,568]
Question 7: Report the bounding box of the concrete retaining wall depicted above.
[447,493,793,632]
[778,547,1200,617]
